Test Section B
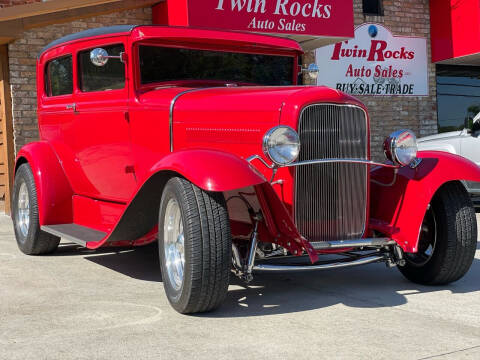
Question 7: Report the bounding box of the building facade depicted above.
[0,0,477,212]
[8,7,152,152]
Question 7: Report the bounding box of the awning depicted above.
[430,0,480,65]
[152,0,354,51]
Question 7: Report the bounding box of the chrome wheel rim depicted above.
[16,182,30,238]
[163,198,185,291]
[406,205,437,267]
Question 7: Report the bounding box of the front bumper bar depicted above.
[252,238,400,273]
[310,237,395,250]
[253,255,385,272]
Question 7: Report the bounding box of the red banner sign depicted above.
[186,0,353,38]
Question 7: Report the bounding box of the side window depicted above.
[45,55,73,97]
[78,44,125,92]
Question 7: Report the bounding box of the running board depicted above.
[310,238,395,250]
[254,255,385,272]
[41,224,106,247]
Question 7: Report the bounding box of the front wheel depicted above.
[158,177,232,314]
[399,182,477,285]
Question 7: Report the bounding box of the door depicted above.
[41,52,101,199]
[71,42,136,202]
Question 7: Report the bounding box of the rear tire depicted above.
[158,177,231,314]
[399,182,477,285]
[12,163,60,255]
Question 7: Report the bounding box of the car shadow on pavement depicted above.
[52,241,480,318]
[52,243,480,318]
[204,258,480,318]
[53,242,162,282]
[207,259,480,318]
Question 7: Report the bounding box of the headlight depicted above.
[384,129,418,166]
[263,126,300,165]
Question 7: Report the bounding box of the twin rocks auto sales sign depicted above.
[187,0,354,38]
[316,24,428,96]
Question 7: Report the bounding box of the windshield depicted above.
[139,45,295,86]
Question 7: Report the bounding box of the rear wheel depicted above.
[12,163,60,255]
[158,177,231,314]
[399,182,477,285]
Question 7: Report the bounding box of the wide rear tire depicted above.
[158,177,231,314]
[399,182,477,285]
[12,163,60,255]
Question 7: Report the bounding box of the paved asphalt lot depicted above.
[1,214,480,360]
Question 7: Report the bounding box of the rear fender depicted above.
[370,150,480,253]
[15,142,73,225]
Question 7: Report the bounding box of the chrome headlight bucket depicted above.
[384,129,418,166]
[263,126,301,166]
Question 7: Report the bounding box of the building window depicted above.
[78,44,126,92]
[363,0,384,16]
[436,65,480,133]
[45,55,73,97]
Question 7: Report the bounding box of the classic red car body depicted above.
[15,25,480,260]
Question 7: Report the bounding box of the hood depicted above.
[418,130,463,143]
[168,85,364,126]
[137,85,366,166]
[164,85,364,156]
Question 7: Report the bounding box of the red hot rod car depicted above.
[12,25,480,314]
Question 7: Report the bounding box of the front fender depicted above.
[15,141,73,225]
[149,149,266,191]
[370,150,480,253]
[92,149,267,248]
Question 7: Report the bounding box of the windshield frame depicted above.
[133,40,299,91]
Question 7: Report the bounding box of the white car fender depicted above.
[417,142,457,154]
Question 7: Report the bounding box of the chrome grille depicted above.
[295,104,368,242]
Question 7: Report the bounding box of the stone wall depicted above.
[0,0,41,8]
[8,7,152,153]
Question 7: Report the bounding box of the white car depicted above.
[418,113,480,196]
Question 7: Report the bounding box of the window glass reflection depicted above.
[437,65,480,133]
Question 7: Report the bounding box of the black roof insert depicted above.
[37,25,137,59]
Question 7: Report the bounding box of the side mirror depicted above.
[90,48,126,67]
[301,63,319,81]
[471,112,480,133]
[472,119,480,134]
[90,48,109,66]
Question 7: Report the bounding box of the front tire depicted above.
[399,182,477,285]
[12,163,60,255]
[158,177,231,314]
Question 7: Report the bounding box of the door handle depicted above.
[66,103,76,112]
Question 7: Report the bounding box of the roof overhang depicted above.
[0,0,160,45]
[264,34,350,51]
